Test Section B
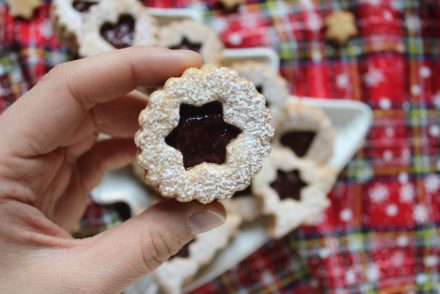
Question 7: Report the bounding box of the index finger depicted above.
[0,47,202,156]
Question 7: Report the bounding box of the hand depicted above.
[0,47,226,293]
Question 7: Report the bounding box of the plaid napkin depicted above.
[1,0,439,293]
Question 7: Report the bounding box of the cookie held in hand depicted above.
[135,65,274,204]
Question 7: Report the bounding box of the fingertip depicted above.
[172,49,204,69]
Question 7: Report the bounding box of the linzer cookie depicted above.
[154,214,242,294]
[158,20,223,64]
[231,62,289,127]
[135,65,274,204]
[6,0,41,19]
[77,0,157,57]
[325,10,358,45]
[223,182,262,222]
[273,101,334,164]
[253,148,336,238]
[51,0,102,50]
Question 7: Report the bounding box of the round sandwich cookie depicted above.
[77,0,157,57]
[51,0,103,50]
[231,62,289,127]
[158,20,223,64]
[153,214,242,294]
[253,148,336,238]
[135,64,274,204]
[274,101,335,164]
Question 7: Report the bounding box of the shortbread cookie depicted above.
[6,0,41,19]
[135,65,274,204]
[223,186,262,222]
[154,214,242,294]
[231,62,289,127]
[253,148,336,238]
[51,0,102,50]
[325,11,358,45]
[77,0,157,57]
[273,101,334,164]
[158,20,223,64]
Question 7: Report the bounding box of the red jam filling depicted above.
[100,14,135,49]
[170,38,202,53]
[72,0,98,12]
[165,101,242,169]
[270,170,307,201]
[280,131,316,157]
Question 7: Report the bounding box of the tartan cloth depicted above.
[1,0,439,293]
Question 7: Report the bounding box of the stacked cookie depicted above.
[51,0,223,63]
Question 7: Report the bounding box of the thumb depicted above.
[70,200,226,293]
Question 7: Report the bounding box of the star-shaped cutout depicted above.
[216,0,243,13]
[170,37,202,53]
[280,131,316,157]
[72,0,98,13]
[325,11,358,45]
[270,169,308,201]
[6,0,41,19]
[165,101,242,169]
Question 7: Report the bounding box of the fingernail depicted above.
[188,210,226,235]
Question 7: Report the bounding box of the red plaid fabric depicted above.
[1,0,439,293]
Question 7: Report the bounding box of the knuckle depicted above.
[141,226,180,272]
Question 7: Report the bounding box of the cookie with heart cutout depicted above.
[135,64,274,204]
[252,148,336,238]
[273,101,335,164]
[231,62,289,128]
[153,214,242,294]
[158,20,224,64]
[51,0,103,51]
[76,0,157,57]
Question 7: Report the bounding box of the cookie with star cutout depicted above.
[135,64,274,204]
[76,0,157,57]
[231,62,289,127]
[158,20,224,64]
[273,101,335,165]
[153,214,242,294]
[253,148,336,238]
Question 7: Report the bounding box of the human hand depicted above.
[0,47,226,293]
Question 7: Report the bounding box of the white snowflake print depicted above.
[383,150,393,161]
[306,14,322,31]
[416,273,427,284]
[405,15,422,32]
[40,19,53,38]
[369,185,389,203]
[424,174,440,193]
[340,208,353,222]
[386,204,398,217]
[397,234,410,247]
[366,264,380,281]
[311,48,322,62]
[433,92,440,108]
[228,33,242,45]
[398,172,409,184]
[390,251,405,266]
[413,205,429,224]
[420,66,431,78]
[400,184,415,203]
[411,85,421,96]
[362,0,382,6]
[385,127,394,137]
[345,269,356,284]
[383,11,393,22]
[336,73,349,89]
[429,125,440,138]
[364,68,384,87]
[379,97,391,109]
[424,255,439,267]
